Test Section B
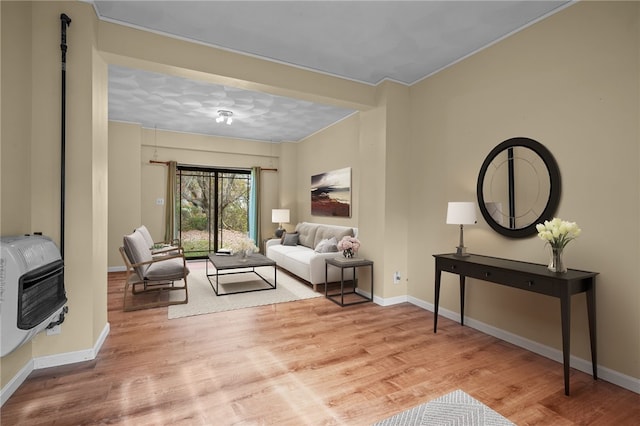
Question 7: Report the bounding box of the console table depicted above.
[433,253,598,395]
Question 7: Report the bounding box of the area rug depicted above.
[168,266,322,319]
[373,389,514,426]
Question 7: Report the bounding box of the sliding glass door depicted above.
[176,166,252,259]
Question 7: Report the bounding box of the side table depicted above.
[325,257,374,306]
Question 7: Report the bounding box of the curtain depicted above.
[164,161,177,243]
[249,167,261,247]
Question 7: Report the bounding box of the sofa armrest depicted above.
[308,251,344,284]
[265,238,282,249]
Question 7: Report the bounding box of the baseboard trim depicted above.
[33,322,110,369]
[108,265,126,273]
[406,295,640,395]
[375,293,408,306]
[355,289,408,307]
[0,358,34,406]
[1,322,110,406]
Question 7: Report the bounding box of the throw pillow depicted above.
[314,237,338,253]
[282,232,299,246]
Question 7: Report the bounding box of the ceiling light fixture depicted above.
[216,110,233,125]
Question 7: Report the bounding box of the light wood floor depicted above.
[2,265,638,425]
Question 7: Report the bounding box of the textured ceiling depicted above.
[108,65,356,142]
[95,1,570,142]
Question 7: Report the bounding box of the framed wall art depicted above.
[311,167,351,217]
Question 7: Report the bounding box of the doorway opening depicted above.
[176,166,251,259]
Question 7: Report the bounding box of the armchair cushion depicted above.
[135,225,155,249]
[123,230,153,278]
[145,257,189,281]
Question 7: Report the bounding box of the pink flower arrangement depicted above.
[337,236,360,251]
[337,236,361,258]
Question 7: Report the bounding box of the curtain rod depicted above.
[149,160,277,172]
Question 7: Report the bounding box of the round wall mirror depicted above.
[476,137,561,238]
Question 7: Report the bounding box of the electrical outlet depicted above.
[156,198,165,205]
[46,325,61,336]
[393,271,401,284]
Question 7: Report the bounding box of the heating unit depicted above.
[1,235,68,357]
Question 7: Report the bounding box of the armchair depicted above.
[120,229,189,311]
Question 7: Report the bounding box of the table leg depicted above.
[434,269,441,333]
[560,289,571,396]
[460,275,466,326]
[325,263,328,298]
[370,263,374,302]
[586,279,598,380]
[353,266,357,295]
[340,267,345,306]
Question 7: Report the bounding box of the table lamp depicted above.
[272,209,290,238]
[446,202,477,256]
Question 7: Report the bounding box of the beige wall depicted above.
[295,113,360,227]
[275,141,298,230]
[294,80,412,301]
[1,1,31,235]
[1,0,33,388]
[408,1,639,380]
[378,82,411,299]
[108,122,142,267]
[107,123,281,267]
[1,0,108,387]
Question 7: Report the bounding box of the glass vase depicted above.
[548,247,567,273]
[343,248,354,258]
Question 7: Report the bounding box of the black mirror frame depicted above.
[476,137,561,238]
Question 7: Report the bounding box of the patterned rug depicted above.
[374,390,514,426]
[168,265,321,319]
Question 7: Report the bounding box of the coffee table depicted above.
[206,252,277,296]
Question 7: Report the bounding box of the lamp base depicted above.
[454,245,470,256]
[275,227,285,238]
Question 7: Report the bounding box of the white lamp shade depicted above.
[271,209,290,224]
[446,202,477,225]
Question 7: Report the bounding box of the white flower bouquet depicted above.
[231,237,258,256]
[536,217,581,273]
[535,217,581,249]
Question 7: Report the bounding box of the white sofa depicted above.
[266,222,358,291]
